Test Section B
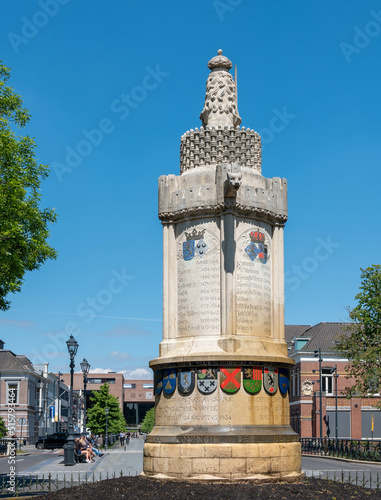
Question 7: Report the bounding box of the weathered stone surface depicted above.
[143,49,301,482]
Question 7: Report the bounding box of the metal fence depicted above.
[0,470,139,498]
[301,438,381,461]
[304,469,381,490]
[1,438,380,497]
[0,469,380,496]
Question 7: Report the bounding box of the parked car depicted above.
[35,432,81,450]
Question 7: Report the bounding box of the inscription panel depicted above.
[236,221,272,337]
[147,434,298,444]
[177,219,220,337]
[155,391,219,426]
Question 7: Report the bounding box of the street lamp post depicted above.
[57,371,62,432]
[329,365,339,441]
[64,334,79,466]
[105,407,109,451]
[314,348,323,440]
[80,358,90,433]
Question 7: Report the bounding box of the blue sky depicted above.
[1,1,380,378]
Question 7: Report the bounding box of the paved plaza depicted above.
[17,437,144,480]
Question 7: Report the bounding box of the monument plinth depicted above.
[142,50,301,482]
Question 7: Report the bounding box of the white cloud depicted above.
[110,350,130,359]
[79,367,152,379]
[119,368,152,380]
[88,367,114,374]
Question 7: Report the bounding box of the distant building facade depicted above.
[286,323,381,440]
[0,340,69,444]
[60,371,154,426]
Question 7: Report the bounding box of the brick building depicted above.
[60,371,154,426]
[0,340,69,443]
[286,323,381,440]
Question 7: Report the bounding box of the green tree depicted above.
[336,265,381,402]
[0,61,57,311]
[140,407,155,433]
[0,416,7,438]
[86,383,126,438]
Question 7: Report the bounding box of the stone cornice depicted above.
[159,202,288,224]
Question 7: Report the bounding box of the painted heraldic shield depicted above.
[154,369,163,396]
[195,239,208,257]
[243,366,262,394]
[279,368,289,394]
[197,369,217,394]
[178,369,195,395]
[220,367,241,394]
[163,368,176,395]
[263,367,278,395]
[183,240,195,261]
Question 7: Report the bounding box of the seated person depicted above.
[77,437,93,462]
[84,435,103,457]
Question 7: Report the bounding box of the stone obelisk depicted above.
[142,50,301,482]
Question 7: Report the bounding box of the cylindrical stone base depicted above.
[142,439,301,482]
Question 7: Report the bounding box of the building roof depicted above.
[0,350,38,373]
[286,322,352,356]
[285,325,311,343]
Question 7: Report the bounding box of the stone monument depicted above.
[142,50,301,482]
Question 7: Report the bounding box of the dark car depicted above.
[35,432,81,450]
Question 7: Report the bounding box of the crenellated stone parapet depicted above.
[159,164,286,224]
[180,126,262,174]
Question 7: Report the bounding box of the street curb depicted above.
[302,453,381,465]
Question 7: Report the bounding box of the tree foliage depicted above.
[336,265,381,402]
[0,416,7,438]
[140,407,155,433]
[0,61,57,310]
[86,383,126,437]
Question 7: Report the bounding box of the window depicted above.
[291,369,295,397]
[143,384,153,389]
[7,383,19,404]
[322,368,333,395]
[124,384,136,389]
[87,377,116,384]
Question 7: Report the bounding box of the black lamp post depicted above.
[314,348,323,440]
[105,407,109,451]
[80,358,90,433]
[329,365,339,441]
[64,334,79,466]
[57,371,62,432]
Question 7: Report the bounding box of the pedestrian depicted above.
[126,431,131,445]
[120,431,125,447]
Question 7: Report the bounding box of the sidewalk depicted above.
[18,437,144,480]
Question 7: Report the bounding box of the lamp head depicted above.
[80,358,90,375]
[66,335,79,358]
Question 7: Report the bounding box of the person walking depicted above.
[120,431,125,447]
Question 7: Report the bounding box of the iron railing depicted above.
[0,469,380,496]
[301,438,381,461]
[0,470,138,498]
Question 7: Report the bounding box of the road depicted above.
[302,455,381,489]
[0,450,61,475]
